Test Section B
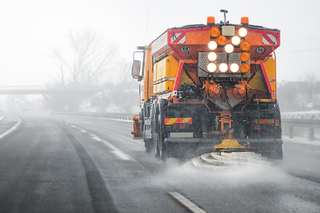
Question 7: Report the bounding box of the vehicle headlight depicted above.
[207,63,217,72]
[230,63,240,73]
[207,52,217,61]
[231,36,241,46]
[238,28,247,37]
[224,44,234,53]
[219,63,228,73]
[208,41,218,50]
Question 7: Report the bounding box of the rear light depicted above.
[173,123,190,130]
[251,124,268,130]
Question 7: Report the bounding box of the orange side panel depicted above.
[143,45,154,103]
[263,57,276,92]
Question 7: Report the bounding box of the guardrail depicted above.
[51,111,135,121]
[52,111,320,141]
[281,112,320,141]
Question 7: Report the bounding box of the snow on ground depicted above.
[282,135,320,146]
[282,111,320,119]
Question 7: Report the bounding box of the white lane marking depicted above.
[102,139,135,161]
[81,130,87,133]
[91,135,102,141]
[0,117,22,140]
[71,125,77,128]
[78,131,134,161]
[169,192,206,213]
[109,119,132,123]
[111,150,131,161]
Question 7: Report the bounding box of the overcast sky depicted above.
[0,0,319,86]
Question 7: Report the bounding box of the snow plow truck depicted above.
[131,10,282,161]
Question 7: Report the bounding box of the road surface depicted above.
[0,114,319,213]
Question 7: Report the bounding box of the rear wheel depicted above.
[144,139,153,153]
[152,99,167,161]
[154,132,160,158]
[262,143,283,159]
[158,99,168,161]
[158,132,167,161]
[271,144,283,159]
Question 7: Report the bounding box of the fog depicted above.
[0,0,319,87]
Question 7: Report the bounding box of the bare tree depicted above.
[53,29,120,86]
[304,71,318,100]
[88,60,140,113]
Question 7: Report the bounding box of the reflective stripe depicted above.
[253,119,279,126]
[262,33,277,45]
[165,117,192,125]
[171,32,186,44]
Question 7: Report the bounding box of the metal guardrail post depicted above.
[289,127,293,139]
[310,128,315,141]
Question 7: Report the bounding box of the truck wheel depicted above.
[273,144,283,160]
[145,139,153,153]
[157,99,167,161]
[266,144,283,160]
[152,100,160,158]
[154,132,160,158]
[158,133,167,161]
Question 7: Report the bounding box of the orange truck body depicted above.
[132,14,282,160]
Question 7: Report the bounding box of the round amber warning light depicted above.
[240,41,251,51]
[210,27,220,37]
[240,63,250,73]
[240,52,250,62]
[217,35,227,46]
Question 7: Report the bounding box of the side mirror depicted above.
[132,60,142,80]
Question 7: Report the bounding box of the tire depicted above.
[157,99,167,161]
[151,99,168,161]
[154,131,160,158]
[265,144,283,160]
[273,144,283,160]
[152,100,160,158]
[145,139,153,153]
[158,132,167,161]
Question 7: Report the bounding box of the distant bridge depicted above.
[0,86,103,95]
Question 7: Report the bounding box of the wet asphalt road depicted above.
[0,114,320,213]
